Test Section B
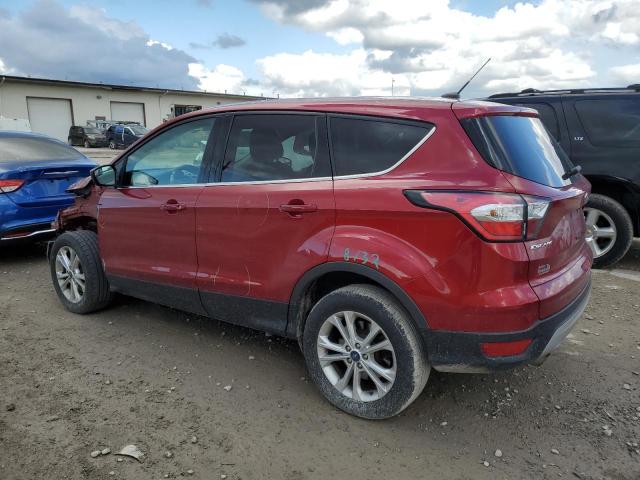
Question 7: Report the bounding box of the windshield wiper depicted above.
[562,164,582,180]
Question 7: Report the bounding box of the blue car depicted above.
[0,131,96,242]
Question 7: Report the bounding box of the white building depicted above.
[0,75,264,141]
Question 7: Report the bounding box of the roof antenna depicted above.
[442,58,491,100]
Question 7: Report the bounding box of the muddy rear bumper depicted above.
[426,275,592,373]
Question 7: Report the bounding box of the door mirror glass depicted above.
[91,165,116,187]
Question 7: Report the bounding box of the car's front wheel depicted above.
[50,231,112,314]
[302,284,430,419]
[84,140,90,148]
[584,194,633,268]
[108,140,116,149]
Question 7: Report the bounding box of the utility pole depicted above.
[391,77,395,96]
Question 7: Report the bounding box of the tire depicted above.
[84,140,90,148]
[108,140,116,149]
[302,284,430,419]
[67,138,73,146]
[584,194,633,269]
[50,231,112,314]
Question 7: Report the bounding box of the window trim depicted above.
[113,110,437,188]
[327,113,436,180]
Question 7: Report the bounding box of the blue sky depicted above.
[0,0,638,98]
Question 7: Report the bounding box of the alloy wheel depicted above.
[316,310,396,402]
[584,207,617,258]
[55,246,85,303]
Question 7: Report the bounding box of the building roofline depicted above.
[0,74,266,100]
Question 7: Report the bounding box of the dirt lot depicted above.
[1,242,639,480]
[78,147,119,165]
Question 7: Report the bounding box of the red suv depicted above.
[49,98,592,419]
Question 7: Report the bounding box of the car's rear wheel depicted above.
[584,194,633,268]
[302,284,429,419]
[67,137,73,145]
[50,231,112,314]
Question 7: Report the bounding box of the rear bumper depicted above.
[0,222,55,242]
[0,195,61,242]
[426,274,591,373]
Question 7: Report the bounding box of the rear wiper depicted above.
[562,164,582,180]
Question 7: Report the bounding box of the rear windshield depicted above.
[461,115,573,188]
[0,137,85,162]
[84,127,101,134]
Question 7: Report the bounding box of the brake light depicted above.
[404,191,550,241]
[0,179,25,193]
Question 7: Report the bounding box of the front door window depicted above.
[124,117,215,186]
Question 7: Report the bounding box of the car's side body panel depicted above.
[97,186,203,290]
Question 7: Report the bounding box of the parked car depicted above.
[49,98,592,419]
[0,131,96,242]
[68,126,108,148]
[487,85,640,268]
[106,124,148,149]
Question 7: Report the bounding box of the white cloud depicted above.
[257,49,410,97]
[250,0,638,97]
[327,27,363,45]
[0,58,14,74]
[68,5,145,41]
[189,63,254,94]
[0,0,198,89]
[147,39,174,50]
[610,63,640,84]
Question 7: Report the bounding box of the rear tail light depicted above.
[0,179,25,193]
[404,190,550,241]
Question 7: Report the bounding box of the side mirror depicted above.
[91,165,116,187]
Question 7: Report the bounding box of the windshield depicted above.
[129,125,148,135]
[84,127,101,134]
[461,115,573,188]
[0,136,85,162]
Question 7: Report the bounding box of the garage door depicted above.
[26,97,73,141]
[110,102,145,126]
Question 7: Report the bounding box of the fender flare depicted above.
[286,261,430,346]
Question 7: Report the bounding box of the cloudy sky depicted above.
[0,0,638,99]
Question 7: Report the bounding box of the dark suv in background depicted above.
[489,85,640,268]
[106,124,148,149]
[68,126,107,148]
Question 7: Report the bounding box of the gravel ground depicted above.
[77,147,119,165]
[1,241,639,480]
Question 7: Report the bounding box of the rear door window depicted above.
[517,102,560,140]
[461,115,572,188]
[574,98,640,147]
[221,114,331,182]
[329,116,433,176]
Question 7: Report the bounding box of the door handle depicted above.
[161,200,186,213]
[279,202,318,215]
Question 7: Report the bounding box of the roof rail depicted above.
[488,86,639,98]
